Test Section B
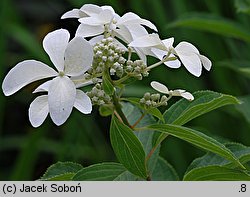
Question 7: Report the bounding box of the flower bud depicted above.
[151,93,160,101]
[144,92,151,100]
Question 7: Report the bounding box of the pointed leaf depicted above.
[184,166,250,181]
[151,157,179,181]
[73,163,126,181]
[155,91,240,147]
[164,91,239,125]
[235,95,250,124]
[103,70,115,95]
[110,116,147,179]
[119,102,160,180]
[40,162,82,181]
[167,13,250,43]
[147,124,245,169]
[187,143,250,171]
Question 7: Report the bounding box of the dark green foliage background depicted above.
[0,0,250,180]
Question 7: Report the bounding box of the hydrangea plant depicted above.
[2,4,249,181]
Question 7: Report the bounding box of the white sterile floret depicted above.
[2,29,93,127]
[150,81,194,101]
[129,34,212,77]
[61,4,157,64]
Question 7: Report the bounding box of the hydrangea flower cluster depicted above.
[1,4,211,127]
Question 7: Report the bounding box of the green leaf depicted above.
[114,171,138,181]
[112,102,160,181]
[151,157,179,181]
[40,162,82,181]
[146,124,245,169]
[73,163,126,181]
[187,143,250,171]
[156,91,240,146]
[184,166,250,181]
[167,13,250,42]
[123,98,164,122]
[110,116,148,179]
[235,0,250,14]
[217,60,250,79]
[235,95,250,124]
[164,91,239,125]
[103,70,115,95]
[99,104,114,117]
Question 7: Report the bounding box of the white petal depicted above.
[79,16,102,26]
[151,48,167,60]
[171,89,185,96]
[171,90,194,101]
[79,9,113,25]
[151,48,181,68]
[74,90,92,114]
[129,34,165,50]
[150,81,169,94]
[175,49,202,77]
[76,24,104,38]
[181,92,194,101]
[2,60,57,96]
[199,55,212,71]
[140,19,158,31]
[101,5,115,12]
[175,41,200,54]
[117,12,140,25]
[64,37,93,76]
[80,4,102,16]
[33,80,52,93]
[89,35,104,45]
[118,12,157,31]
[98,8,114,23]
[43,29,70,72]
[126,25,148,40]
[164,59,181,68]
[114,26,133,43]
[29,95,49,127]
[48,76,76,126]
[61,9,87,19]
[134,48,147,64]
[162,37,174,48]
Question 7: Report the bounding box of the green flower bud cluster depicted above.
[87,83,112,106]
[89,37,126,78]
[140,92,168,108]
[125,60,149,80]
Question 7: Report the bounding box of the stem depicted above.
[146,52,177,71]
[131,113,146,129]
[112,94,131,127]
[113,74,132,85]
[146,59,166,71]
[127,47,132,61]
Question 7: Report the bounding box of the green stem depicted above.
[113,74,132,85]
[127,47,132,61]
[146,52,177,71]
[112,94,131,127]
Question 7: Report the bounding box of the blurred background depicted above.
[1,0,250,180]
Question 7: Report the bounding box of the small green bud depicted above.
[144,92,151,100]
[140,98,145,104]
[151,93,160,101]
[145,100,152,106]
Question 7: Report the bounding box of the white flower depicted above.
[129,34,212,77]
[61,4,157,42]
[150,81,194,101]
[2,29,93,127]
